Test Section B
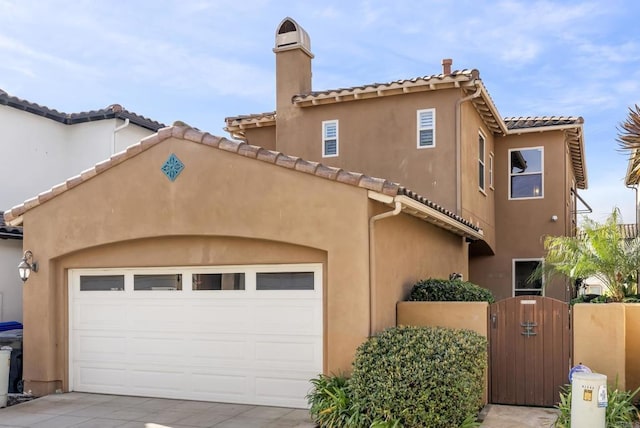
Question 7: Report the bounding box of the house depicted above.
[0,90,164,321]
[225,18,588,301]
[3,17,588,408]
[4,126,480,407]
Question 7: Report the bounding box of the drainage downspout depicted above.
[112,118,130,155]
[455,85,482,214]
[369,201,402,336]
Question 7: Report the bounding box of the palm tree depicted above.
[618,104,640,183]
[537,209,640,302]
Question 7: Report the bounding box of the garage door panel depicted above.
[254,373,314,403]
[190,304,251,333]
[127,304,191,330]
[130,368,187,393]
[71,265,322,408]
[189,338,249,362]
[75,334,127,362]
[76,365,128,390]
[253,304,319,334]
[129,336,185,362]
[75,304,127,329]
[190,371,248,396]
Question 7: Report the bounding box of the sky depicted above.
[1,0,639,223]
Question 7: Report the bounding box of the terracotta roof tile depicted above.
[219,138,241,153]
[275,154,299,169]
[202,133,222,148]
[3,126,478,233]
[0,89,165,131]
[237,143,261,158]
[292,69,479,102]
[504,116,584,130]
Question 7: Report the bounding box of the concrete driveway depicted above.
[0,393,315,428]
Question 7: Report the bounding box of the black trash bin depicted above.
[0,328,23,393]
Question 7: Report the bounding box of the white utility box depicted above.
[571,372,607,428]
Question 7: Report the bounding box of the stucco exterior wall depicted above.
[573,304,627,389]
[242,126,277,150]
[274,89,460,212]
[470,131,570,301]
[20,136,382,395]
[460,101,496,252]
[372,207,469,332]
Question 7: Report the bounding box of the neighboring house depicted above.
[225,18,588,301]
[0,90,164,321]
[4,126,481,406]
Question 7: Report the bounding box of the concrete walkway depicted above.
[0,393,315,428]
[480,404,560,427]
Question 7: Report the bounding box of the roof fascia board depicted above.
[367,192,484,240]
[506,124,582,134]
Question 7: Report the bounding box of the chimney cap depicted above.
[274,17,313,58]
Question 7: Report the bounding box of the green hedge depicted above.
[408,278,495,303]
[350,326,486,427]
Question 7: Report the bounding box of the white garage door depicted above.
[69,264,323,408]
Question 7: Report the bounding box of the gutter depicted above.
[455,85,482,214]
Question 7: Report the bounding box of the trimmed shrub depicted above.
[409,278,495,303]
[350,325,487,428]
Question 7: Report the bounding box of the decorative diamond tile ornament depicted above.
[161,153,185,182]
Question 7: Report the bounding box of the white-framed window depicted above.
[489,152,494,190]
[509,147,543,199]
[322,120,339,157]
[416,108,436,148]
[513,259,544,296]
[478,132,486,193]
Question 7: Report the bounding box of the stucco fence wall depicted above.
[573,303,640,393]
[396,302,489,405]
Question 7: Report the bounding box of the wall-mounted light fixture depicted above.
[18,250,38,282]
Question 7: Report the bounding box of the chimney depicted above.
[274,18,313,112]
[442,58,453,75]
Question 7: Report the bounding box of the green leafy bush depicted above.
[408,278,495,303]
[555,380,640,427]
[350,325,487,428]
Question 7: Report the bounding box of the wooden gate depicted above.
[489,296,570,407]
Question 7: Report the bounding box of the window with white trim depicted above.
[322,120,338,157]
[417,109,435,148]
[509,147,543,199]
[489,152,494,189]
[513,259,544,296]
[478,132,486,192]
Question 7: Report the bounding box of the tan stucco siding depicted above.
[275,89,461,211]
[460,101,496,252]
[21,136,375,395]
[470,131,569,300]
[241,126,277,150]
[372,205,468,333]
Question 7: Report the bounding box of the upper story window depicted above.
[417,109,435,148]
[478,132,486,193]
[489,152,494,190]
[509,147,543,199]
[322,120,339,157]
